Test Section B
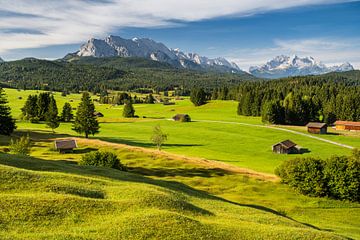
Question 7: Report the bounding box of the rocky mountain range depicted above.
[73,35,243,74]
[249,55,354,79]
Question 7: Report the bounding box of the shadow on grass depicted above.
[129,167,233,178]
[0,152,325,233]
[98,137,203,148]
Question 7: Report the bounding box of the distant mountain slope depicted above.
[250,55,354,79]
[72,35,244,74]
[0,57,256,92]
[0,57,4,63]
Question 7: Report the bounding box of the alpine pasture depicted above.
[1,88,360,239]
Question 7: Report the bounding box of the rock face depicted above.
[76,35,243,73]
[249,55,354,78]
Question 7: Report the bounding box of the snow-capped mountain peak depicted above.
[75,35,243,74]
[250,55,354,78]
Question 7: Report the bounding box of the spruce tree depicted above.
[61,102,73,122]
[37,92,51,120]
[72,92,99,138]
[123,100,135,118]
[46,96,60,132]
[0,88,16,135]
[21,95,38,120]
[190,88,207,106]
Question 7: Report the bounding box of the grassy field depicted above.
[4,88,359,173]
[1,88,360,239]
[0,133,359,239]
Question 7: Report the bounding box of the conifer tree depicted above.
[61,102,73,122]
[21,95,38,120]
[0,88,16,135]
[190,88,207,106]
[37,92,51,120]
[123,100,135,118]
[46,96,60,132]
[72,92,99,138]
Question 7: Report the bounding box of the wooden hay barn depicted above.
[335,121,360,131]
[306,122,327,134]
[272,140,299,154]
[93,112,104,117]
[54,139,78,153]
[172,114,191,122]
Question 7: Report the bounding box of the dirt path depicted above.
[73,137,279,182]
[192,119,355,149]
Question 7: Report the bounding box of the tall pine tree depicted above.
[0,88,16,135]
[46,96,60,132]
[61,102,73,122]
[123,100,135,118]
[72,92,99,138]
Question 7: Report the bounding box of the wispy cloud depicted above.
[0,0,355,53]
[227,38,360,71]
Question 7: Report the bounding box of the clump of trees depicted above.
[190,88,208,106]
[234,75,360,125]
[151,125,168,150]
[79,151,126,171]
[275,149,360,202]
[72,92,99,138]
[21,92,61,130]
[123,100,135,118]
[0,88,16,135]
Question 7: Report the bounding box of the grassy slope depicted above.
[5,88,360,173]
[0,133,359,239]
[0,153,348,240]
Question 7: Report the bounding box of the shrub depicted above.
[276,150,360,201]
[275,157,327,197]
[9,135,32,156]
[79,151,126,171]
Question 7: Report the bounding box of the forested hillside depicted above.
[0,57,255,93]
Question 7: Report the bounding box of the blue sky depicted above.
[0,0,359,70]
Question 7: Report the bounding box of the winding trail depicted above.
[192,119,354,149]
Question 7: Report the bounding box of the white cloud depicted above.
[226,38,360,71]
[0,0,354,53]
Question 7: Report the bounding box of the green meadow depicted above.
[1,88,360,239]
[5,88,359,173]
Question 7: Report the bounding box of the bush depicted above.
[79,151,126,171]
[275,157,327,197]
[9,135,32,155]
[276,150,360,201]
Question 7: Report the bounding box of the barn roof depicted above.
[273,140,297,149]
[306,122,327,128]
[335,121,360,127]
[54,139,77,150]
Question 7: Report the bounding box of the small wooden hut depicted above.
[272,140,299,154]
[306,122,327,134]
[54,139,78,153]
[172,114,191,122]
[335,121,360,131]
[93,112,104,117]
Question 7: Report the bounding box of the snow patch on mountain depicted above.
[249,55,354,78]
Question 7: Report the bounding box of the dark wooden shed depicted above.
[93,112,104,117]
[306,122,327,134]
[54,139,78,153]
[272,140,299,154]
[172,114,191,122]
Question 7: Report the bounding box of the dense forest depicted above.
[0,57,255,93]
[211,71,360,124]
